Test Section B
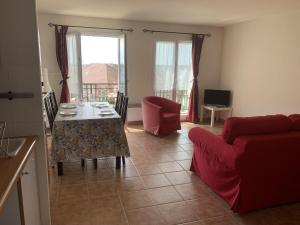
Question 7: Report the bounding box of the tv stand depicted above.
[200,105,232,127]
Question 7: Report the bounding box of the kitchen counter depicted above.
[0,136,37,213]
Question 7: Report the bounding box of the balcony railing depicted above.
[81,84,189,114]
[82,83,121,104]
[154,89,190,114]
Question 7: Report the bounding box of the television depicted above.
[204,89,231,107]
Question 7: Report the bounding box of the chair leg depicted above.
[122,156,125,166]
[57,162,63,176]
[81,159,85,168]
[116,156,121,169]
[93,158,98,169]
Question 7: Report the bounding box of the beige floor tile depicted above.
[57,184,88,203]
[158,201,199,225]
[60,174,87,186]
[90,208,128,225]
[181,215,239,225]
[159,162,184,173]
[120,189,154,209]
[167,151,192,160]
[115,165,140,178]
[126,206,166,225]
[88,180,119,199]
[180,143,194,151]
[147,186,183,205]
[118,177,145,192]
[177,160,192,170]
[89,195,122,211]
[141,174,171,188]
[199,215,239,225]
[87,168,115,182]
[186,198,228,220]
[165,171,193,185]
[53,200,91,225]
[135,164,162,175]
[175,183,210,200]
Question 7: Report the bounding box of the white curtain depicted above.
[67,32,82,101]
[177,42,193,113]
[154,41,192,113]
[154,42,175,99]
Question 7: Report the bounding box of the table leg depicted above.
[211,109,215,127]
[81,159,85,168]
[122,156,125,166]
[93,158,98,169]
[200,106,204,123]
[116,156,121,169]
[57,162,63,176]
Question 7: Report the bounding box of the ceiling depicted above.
[37,0,300,26]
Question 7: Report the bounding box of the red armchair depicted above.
[142,96,181,136]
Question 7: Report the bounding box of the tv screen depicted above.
[204,89,231,107]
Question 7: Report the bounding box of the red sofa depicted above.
[142,96,181,136]
[189,114,300,213]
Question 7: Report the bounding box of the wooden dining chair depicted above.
[49,91,58,116]
[114,91,121,111]
[120,96,128,125]
[44,94,55,131]
[93,93,129,170]
[117,95,128,167]
[115,92,124,114]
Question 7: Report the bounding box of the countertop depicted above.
[0,136,37,213]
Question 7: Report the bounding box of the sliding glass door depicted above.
[66,33,127,103]
[154,41,193,114]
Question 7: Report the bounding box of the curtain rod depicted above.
[143,29,211,37]
[48,22,134,32]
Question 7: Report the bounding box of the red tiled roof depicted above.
[82,63,118,83]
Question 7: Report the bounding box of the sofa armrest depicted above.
[189,127,243,169]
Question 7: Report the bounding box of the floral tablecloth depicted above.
[51,102,130,162]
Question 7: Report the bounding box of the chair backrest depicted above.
[115,91,121,111]
[120,96,128,125]
[49,91,58,116]
[116,92,124,114]
[44,94,55,131]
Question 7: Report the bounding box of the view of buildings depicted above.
[81,63,119,102]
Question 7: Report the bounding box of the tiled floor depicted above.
[48,122,300,225]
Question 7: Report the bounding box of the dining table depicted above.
[51,102,130,176]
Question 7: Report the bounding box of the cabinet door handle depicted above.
[21,171,29,176]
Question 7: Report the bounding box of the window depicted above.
[67,33,127,104]
[154,41,193,114]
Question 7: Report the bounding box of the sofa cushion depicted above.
[222,115,292,144]
[289,114,300,131]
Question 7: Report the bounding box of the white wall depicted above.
[220,12,300,116]
[37,14,223,108]
[0,0,50,224]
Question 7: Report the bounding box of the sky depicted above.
[81,36,119,65]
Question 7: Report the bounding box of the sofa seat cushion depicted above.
[222,114,292,144]
[162,112,179,122]
[289,114,300,131]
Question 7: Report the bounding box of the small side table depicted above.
[200,105,232,127]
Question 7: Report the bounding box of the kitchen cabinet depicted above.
[0,143,41,225]
[20,150,41,225]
